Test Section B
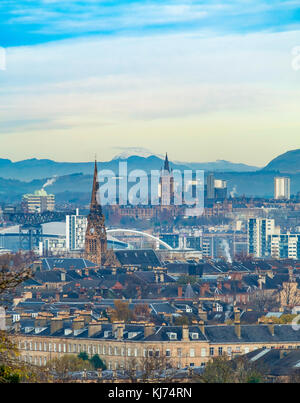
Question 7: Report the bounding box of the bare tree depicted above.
[278,281,300,309]
[246,289,279,312]
[123,348,177,383]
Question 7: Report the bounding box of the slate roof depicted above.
[245,348,300,376]
[12,321,300,344]
[114,249,161,267]
[133,271,175,284]
[42,258,97,271]
[150,303,177,315]
[205,324,300,344]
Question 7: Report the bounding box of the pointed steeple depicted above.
[90,159,101,211]
[164,152,170,172]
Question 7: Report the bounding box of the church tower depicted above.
[159,153,175,205]
[84,160,118,266]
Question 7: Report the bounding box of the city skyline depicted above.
[0,1,300,165]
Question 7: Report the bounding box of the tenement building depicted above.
[9,311,300,370]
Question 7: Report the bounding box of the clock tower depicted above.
[84,160,118,266]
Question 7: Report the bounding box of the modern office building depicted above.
[214,179,227,200]
[39,238,67,256]
[274,177,290,200]
[22,189,55,213]
[206,173,215,199]
[66,209,87,251]
[248,218,279,257]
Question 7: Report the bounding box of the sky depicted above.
[0,0,300,166]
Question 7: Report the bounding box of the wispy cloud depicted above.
[1,0,300,46]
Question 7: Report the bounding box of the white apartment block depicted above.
[269,233,300,260]
[66,209,87,251]
[274,177,290,200]
[248,218,280,257]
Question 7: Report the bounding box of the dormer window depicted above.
[190,333,199,340]
[167,332,177,340]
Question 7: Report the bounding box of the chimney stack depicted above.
[88,321,102,337]
[72,317,85,331]
[144,323,156,338]
[268,319,275,336]
[50,318,63,335]
[178,286,183,298]
[199,320,205,336]
[234,308,241,339]
[117,324,124,340]
[182,325,189,341]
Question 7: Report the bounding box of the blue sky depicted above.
[1,0,300,46]
[0,1,300,164]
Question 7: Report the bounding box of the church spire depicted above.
[90,159,100,211]
[164,152,170,172]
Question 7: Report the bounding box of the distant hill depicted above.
[263,149,300,173]
[184,159,259,172]
[0,155,259,181]
[1,149,300,203]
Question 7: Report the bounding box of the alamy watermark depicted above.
[95,161,205,216]
[292,307,300,331]
[292,46,300,71]
[0,306,5,330]
[0,47,6,71]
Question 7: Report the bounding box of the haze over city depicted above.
[1,0,300,165]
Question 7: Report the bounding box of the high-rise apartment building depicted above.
[66,209,87,251]
[248,218,279,257]
[274,177,290,200]
[269,234,300,260]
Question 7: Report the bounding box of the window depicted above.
[209,347,214,356]
[166,349,171,357]
[190,348,195,358]
[201,348,206,357]
[227,347,232,356]
[218,347,223,356]
[177,348,182,357]
[148,349,153,357]
[155,350,160,357]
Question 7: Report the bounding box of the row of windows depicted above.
[19,342,202,358]
[19,341,300,358]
